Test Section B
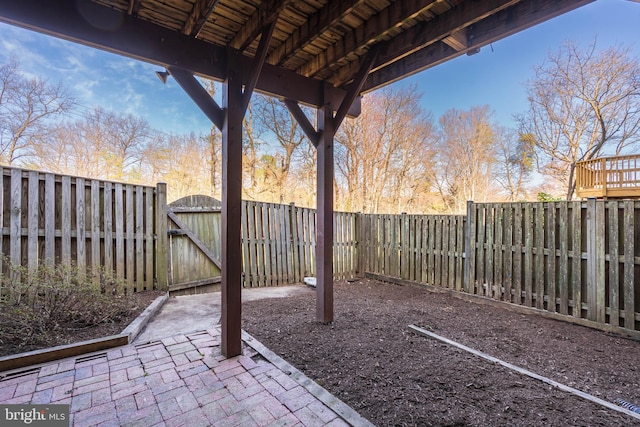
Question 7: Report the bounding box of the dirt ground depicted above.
[243,278,640,427]
[0,290,164,358]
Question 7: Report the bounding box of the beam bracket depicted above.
[168,66,225,130]
[284,99,321,146]
[241,20,277,114]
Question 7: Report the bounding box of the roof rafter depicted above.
[298,0,440,78]
[361,0,595,92]
[182,0,220,37]
[330,0,519,86]
[442,28,468,51]
[127,0,143,16]
[267,0,366,67]
[230,0,290,52]
[0,0,360,116]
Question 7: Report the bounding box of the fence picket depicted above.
[535,203,544,309]
[135,186,144,291]
[494,205,503,299]
[10,169,22,273]
[485,206,494,298]
[91,180,101,286]
[44,173,55,266]
[547,203,556,312]
[608,201,620,326]
[558,202,569,315]
[524,203,533,307]
[27,171,39,272]
[145,187,154,289]
[125,185,134,292]
[503,204,513,302]
[623,200,634,329]
[76,178,86,279]
[572,201,583,318]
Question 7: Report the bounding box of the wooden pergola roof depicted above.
[0,0,592,114]
[0,0,594,358]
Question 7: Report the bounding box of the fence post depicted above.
[155,183,168,290]
[585,198,605,322]
[464,200,474,293]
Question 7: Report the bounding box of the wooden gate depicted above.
[167,195,222,294]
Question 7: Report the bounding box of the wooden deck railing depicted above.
[575,154,640,199]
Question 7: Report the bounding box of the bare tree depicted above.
[433,106,496,213]
[494,129,535,201]
[519,39,640,200]
[0,58,75,165]
[144,133,216,201]
[29,107,150,181]
[336,86,436,213]
[253,94,309,204]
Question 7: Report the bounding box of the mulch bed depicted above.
[243,278,640,426]
[0,290,164,358]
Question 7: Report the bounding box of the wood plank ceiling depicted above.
[0,0,593,110]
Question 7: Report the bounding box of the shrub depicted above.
[0,258,137,350]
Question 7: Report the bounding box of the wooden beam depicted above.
[267,0,365,66]
[316,101,335,323]
[298,0,440,78]
[284,100,320,146]
[0,0,360,117]
[182,0,220,37]
[361,0,595,92]
[443,28,468,51]
[241,21,277,114]
[168,67,225,130]
[220,52,244,358]
[333,46,378,130]
[127,0,143,16]
[230,0,290,52]
[331,0,519,86]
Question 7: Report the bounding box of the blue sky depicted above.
[0,0,639,135]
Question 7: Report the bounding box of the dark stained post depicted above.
[221,52,244,357]
[316,102,335,323]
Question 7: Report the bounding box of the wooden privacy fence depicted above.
[164,199,358,289]
[361,201,640,333]
[359,213,466,290]
[0,166,168,294]
[3,165,638,334]
[202,201,357,288]
[465,201,639,330]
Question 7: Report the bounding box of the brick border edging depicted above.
[241,330,376,427]
[121,293,169,341]
[0,294,169,374]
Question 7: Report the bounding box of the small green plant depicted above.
[0,257,136,351]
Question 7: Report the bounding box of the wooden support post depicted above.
[316,103,335,323]
[221,52,244,357]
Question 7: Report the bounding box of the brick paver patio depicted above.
[0,328,372,426]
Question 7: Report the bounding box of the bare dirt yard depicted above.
[243,278,640,426]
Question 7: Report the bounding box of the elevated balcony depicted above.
[575,154,640,199]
